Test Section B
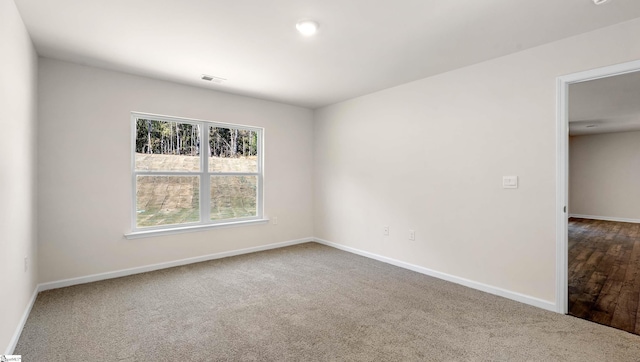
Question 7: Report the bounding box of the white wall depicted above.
[0,0,38,353]
[37,58,314,283]
[569,131,640,221]
[313,18,640,305]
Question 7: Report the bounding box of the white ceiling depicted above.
[14,0,640,109]
[569,70,640,136]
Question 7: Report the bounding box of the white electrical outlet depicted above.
[383,226,389,236]
[409,230,415,241]
[273,217,278,225]
[24,256,28,272]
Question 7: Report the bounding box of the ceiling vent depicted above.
[201,74,226,84]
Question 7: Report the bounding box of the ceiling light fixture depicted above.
[296,20,319,36]
[593,0,610,4]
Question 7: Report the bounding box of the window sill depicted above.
[124,218,269,240]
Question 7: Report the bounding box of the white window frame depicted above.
[126,112,265,239]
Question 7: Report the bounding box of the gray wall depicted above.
[313,18,640,306]
[37,58,314,283]
[0,0,39,353]
[570,131,640,221]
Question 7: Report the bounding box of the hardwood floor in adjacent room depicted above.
[568,217,640,335]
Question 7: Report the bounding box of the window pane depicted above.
[136,176,200,227]
[210,176,257,220]
[135,119,201,171]
[209,127,258,172]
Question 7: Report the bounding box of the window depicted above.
[130,112,263,235]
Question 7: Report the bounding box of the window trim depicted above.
[128,112,264,236]
[124,218,269,240]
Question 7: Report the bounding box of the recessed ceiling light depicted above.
[593,0,610,4]
[296,20,319,36]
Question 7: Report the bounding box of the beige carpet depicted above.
[15,243,640,361]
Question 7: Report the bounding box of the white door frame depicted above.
[555,59,640,314]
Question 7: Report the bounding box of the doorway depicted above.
[557,60,640,334]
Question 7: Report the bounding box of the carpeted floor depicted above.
[15,243,640,361]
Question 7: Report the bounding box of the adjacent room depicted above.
[567,70,640,333]
[2,0,640,360]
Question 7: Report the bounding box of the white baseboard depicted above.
[5,286,39,355]
[38,237,314,292]
[569,214,640,224]
[314,238,556,312]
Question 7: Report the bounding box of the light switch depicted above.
[503,176,518,189]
